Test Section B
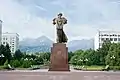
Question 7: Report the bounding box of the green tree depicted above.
[70,55,79,65]
[0,45,6,65]
[22,60,32,68]
[14,49,23,60]
[97,40,111,65]
[105,43,120,66]
[10,60,21,68]
[2,44,12,64]
[68,51,74,62]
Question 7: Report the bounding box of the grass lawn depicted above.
[83,66,104,71]
[73,65,104,71]
[0,65,49,70]
[0,66,5,70]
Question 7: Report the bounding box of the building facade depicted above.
[94,31,120,50]
[2,32,19,53]
[0,20,2,45]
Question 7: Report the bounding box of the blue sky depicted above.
[1,0,120,41]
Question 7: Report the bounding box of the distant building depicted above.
[94,31,120,50]
[0,20,2,45]
[2,32,19,53]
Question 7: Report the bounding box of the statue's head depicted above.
[58,13,62,18]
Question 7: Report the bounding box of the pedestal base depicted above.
[49,43,70,71]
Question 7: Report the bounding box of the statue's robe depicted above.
[53,17,68,43]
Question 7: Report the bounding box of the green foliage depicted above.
[0,66,5,70]
[109,66,120,70]
[1,39,120,71]
[4,60,8,69]
[10,60,21,68]
[105,43,120,66]
[70,49,101,66]
[96,40,111,65]
[21,60,32,68]
[14,49,23,60]
[0,44,12,64]
[70,55,79,65]
[70,40,120,69]
[68,52,74,62]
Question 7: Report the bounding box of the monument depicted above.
[49,13,70,71]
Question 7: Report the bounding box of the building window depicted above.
[118,35,120,37]
[3,38,5,40]
[118,38,120,41]
[12,48,14,51]
[110,38,113,41]
[3,42,5,44]
[106,38,109,41]
[104,34,107,36]
[12,50,14,52]
[110,35,112,36]
[114,38,117,41]
[101,38,104,41]
[113,34,117,36]
[6,38,7,40]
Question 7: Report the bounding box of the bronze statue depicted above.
[53,13,68,43]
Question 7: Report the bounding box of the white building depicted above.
[94,31,120,50]
[2,32,19,53]
[0,20,2,45]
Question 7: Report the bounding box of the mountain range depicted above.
[19,36,94,52]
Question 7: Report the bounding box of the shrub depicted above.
[4,60,9,69]
[109,66,120,70]
[10,60,21,68]
[21,60,32,68]
[0,66,5,70]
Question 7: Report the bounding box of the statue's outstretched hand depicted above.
[62,17,67,24]
[53,18,56,25]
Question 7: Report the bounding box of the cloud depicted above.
[0,0,54,41]
[1,0,120,41]
[35,5,47,12]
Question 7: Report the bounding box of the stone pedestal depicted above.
[49,43,70,71]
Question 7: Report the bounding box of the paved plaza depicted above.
[0,69,120,80]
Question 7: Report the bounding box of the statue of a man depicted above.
[52,13,68,43]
